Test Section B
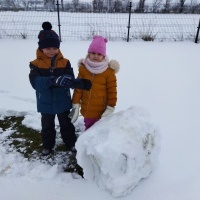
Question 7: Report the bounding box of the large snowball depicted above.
[76,106,160,197]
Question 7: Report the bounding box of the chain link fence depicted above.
[0,3,199,42]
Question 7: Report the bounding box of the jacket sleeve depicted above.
[63,61,75,79]
[106,71,117,107]
[72,67,84,104]
[29,63,52,92]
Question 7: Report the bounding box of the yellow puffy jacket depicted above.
[72,58,120,118]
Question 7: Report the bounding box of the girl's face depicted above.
[42,47,59,58]
[88,52,104,62]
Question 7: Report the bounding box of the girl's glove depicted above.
[102,106,115,117]
[68,104,80,123]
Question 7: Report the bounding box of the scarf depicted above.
[83,57,109,74]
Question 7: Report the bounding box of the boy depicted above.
[29,22,91,156]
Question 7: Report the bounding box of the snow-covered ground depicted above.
[0,39,200,199]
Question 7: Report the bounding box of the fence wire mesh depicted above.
[0,11,199,42]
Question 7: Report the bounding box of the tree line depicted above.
[1,0,200,13]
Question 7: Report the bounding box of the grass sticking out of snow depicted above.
[0,115,83,177]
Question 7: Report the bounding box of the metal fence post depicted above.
[195,19,200,43]
[127,2,132,42]
[56,0,62,42]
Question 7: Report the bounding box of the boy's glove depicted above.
[51,75,74,87]
[68,104,80,123]
[72,78,92,90]
[102,106,115,117]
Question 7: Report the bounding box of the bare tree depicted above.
[113,0,122,12]
[121,0,129,12]
[189,0,200,13]
[21,0,31,11]
[60,0,64,11]
[93,0,104,12]
[107,0,114,12]
[72,0,79,11]
[178,0,186,13]
[44,0,55,11]
[163,0,171,13]
[138,0,146,12]
[5,0,19,9]
[152,0,163,12]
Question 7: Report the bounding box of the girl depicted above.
[69,36,120,130]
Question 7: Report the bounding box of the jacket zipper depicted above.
[50,56,56,113]
[85,73,94,117]
[50,56,56,75]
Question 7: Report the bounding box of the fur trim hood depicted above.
[78,57,120,74]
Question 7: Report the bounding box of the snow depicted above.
[76,106,159,197]
[0,39,200,199]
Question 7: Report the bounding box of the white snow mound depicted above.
[76,106,160,197]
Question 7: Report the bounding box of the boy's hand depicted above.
[52,75,74,87]
[72,78,92,90]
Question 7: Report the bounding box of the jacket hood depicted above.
[78,57,120,74]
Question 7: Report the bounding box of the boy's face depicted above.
[42,47,59,58]
[89,52,104,62]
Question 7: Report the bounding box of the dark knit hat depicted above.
[38,22,60,49]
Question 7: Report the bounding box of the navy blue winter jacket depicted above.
[29,49,74,114]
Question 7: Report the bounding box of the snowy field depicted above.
[0,39,200,199]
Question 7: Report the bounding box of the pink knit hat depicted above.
[88,36,108,56]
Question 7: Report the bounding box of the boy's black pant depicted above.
[41,111,76,151]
